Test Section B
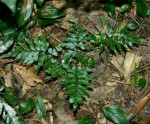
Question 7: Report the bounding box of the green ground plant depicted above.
[0,0,148,123]
[0,0,64,54]
[6,34,63,77]
[0,19,143,123]
[103,0,150,18]
[0,77,46,124]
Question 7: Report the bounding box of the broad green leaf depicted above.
[18,97,35,114]
[104,106,129,124]
[127,22,139,30]
[1,0,17,14]
[37,6,65,19]
[0,99,20,124]
[136,0,150,17]
[36,0,44,7]
[35,93,46,119]
[3,93,18,106]
[104,3,116,17]
[16,0,34,27]
[0,34,14,54]
[0,20,16,36]
[39,19,60,27]
[120,4,129,12]
[138,78,147,91]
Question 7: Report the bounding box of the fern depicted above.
[61,66,92,110]
[60,21,95,69]
[60,21,95,110]
[7,35,63,77]
[91,27,141,54]
[0,99,20,124]
[45,64,65,80]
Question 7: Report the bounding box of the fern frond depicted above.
[61,23,95,69]
[8,35,49,64]
[0,99,20,124]
[7,35,61,72]
[61,66,92,110]
[62,26,92,51]
[92,27,141,54]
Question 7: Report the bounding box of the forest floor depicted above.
[0,0,150,124]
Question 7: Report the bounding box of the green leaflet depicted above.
[35,93,46,119]
[61,66,92,110]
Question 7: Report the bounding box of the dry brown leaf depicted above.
[1,64,44,97]
[123,52,135,79]
[12,64,44,96]
[120,20,128,29]
[131,2,137,17]
[0,67,12,87]
[0,68,3,77]
[111,54,125,77]
[133,94,150,114]
[124,52,142,79]
[54,106,77,124]
[111,52,142,80]
[13,64,43,87]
